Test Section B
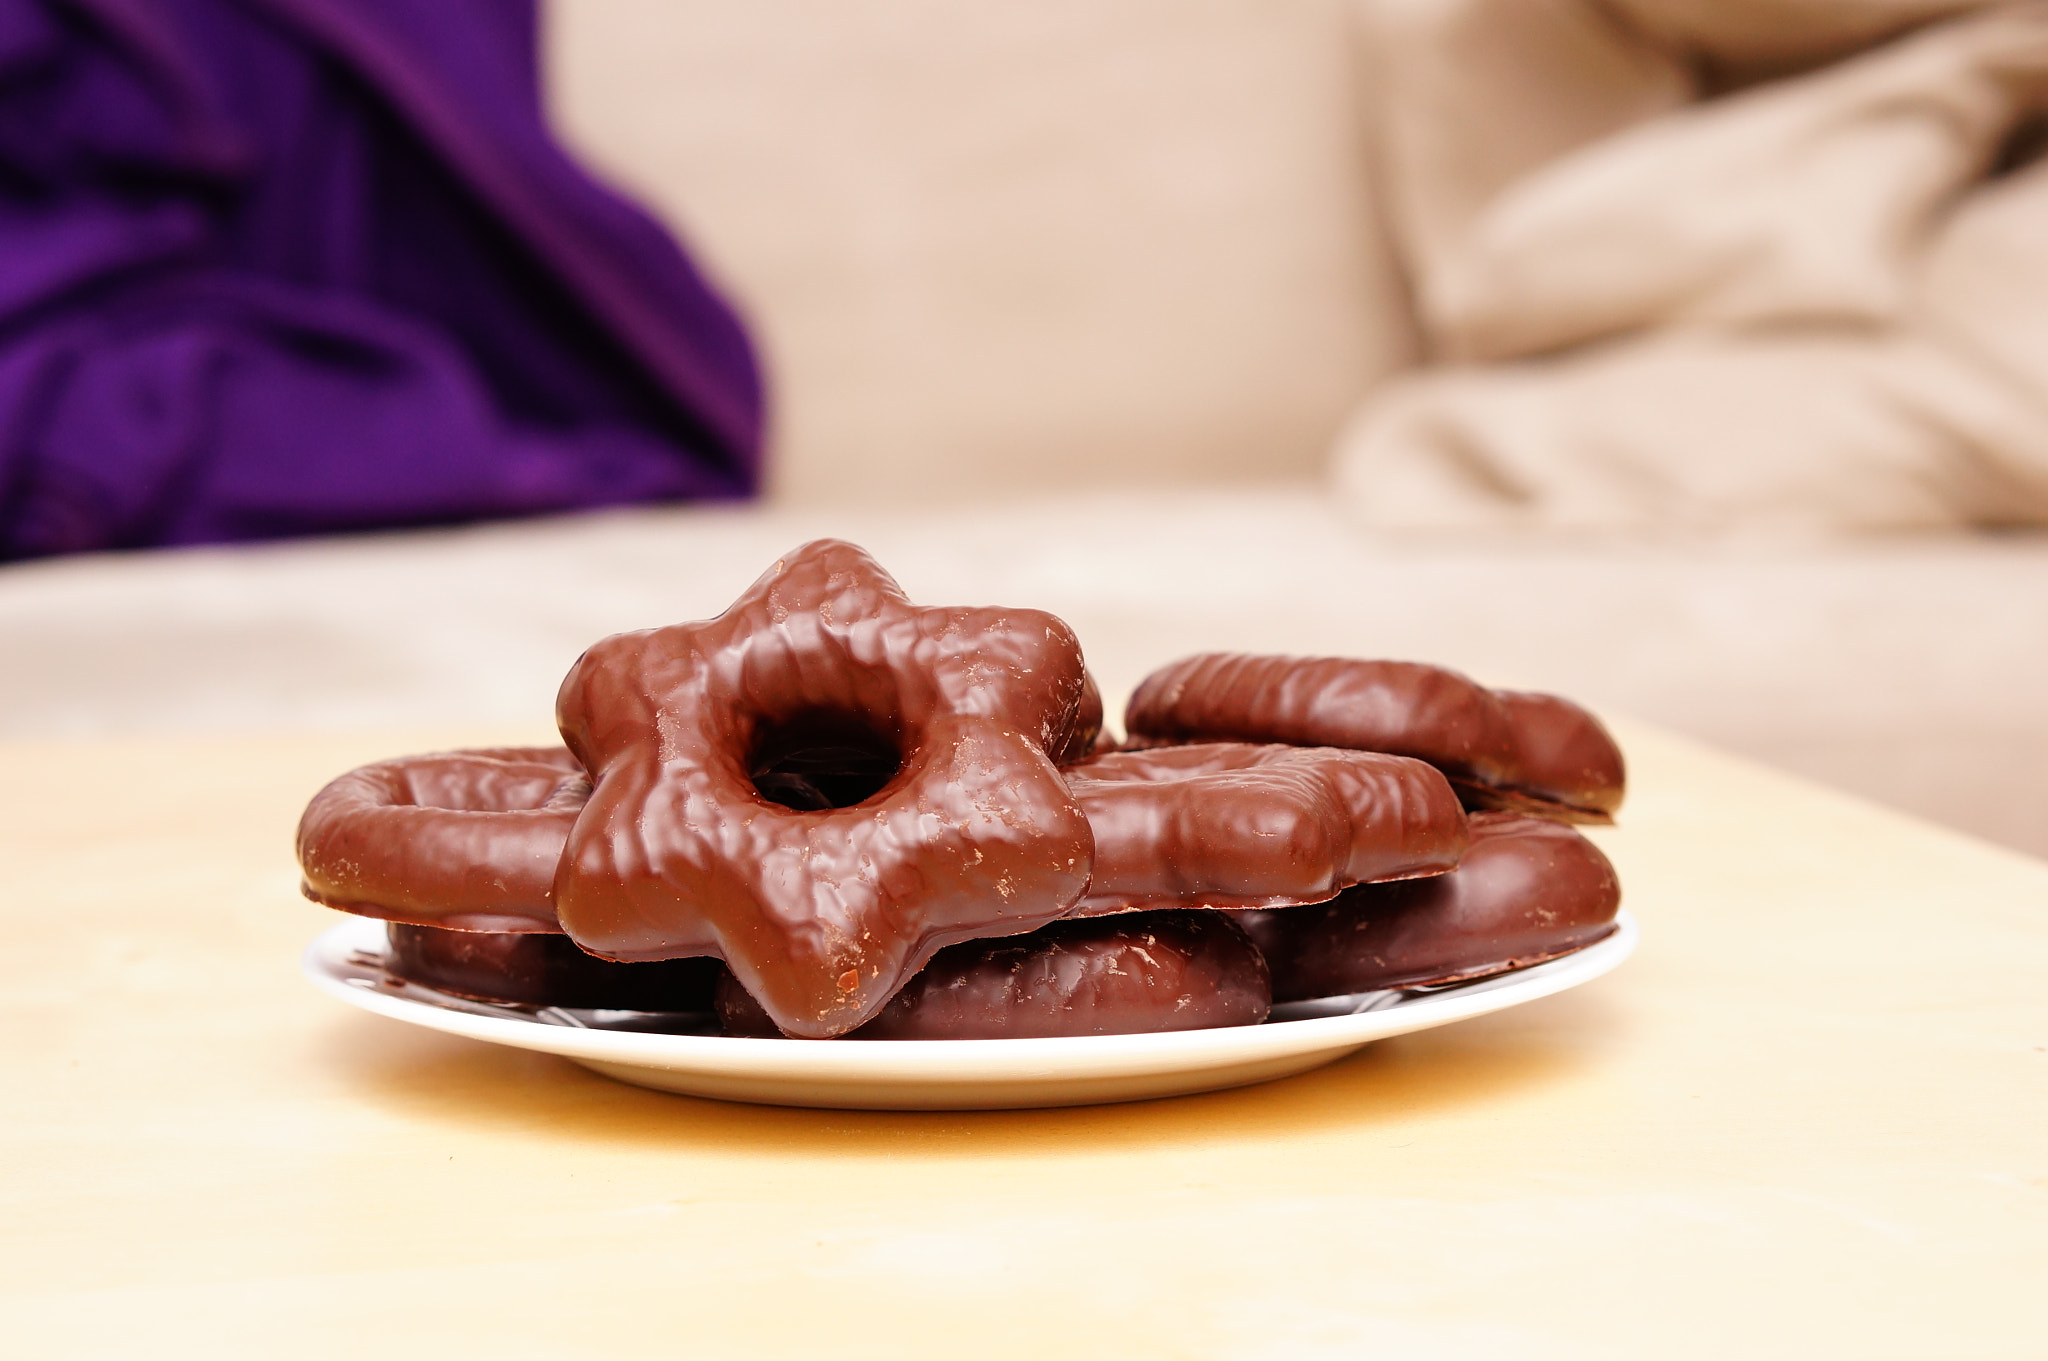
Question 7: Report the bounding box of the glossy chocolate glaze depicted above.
[1123,654,1624,819]
[553,540,1098,1040]
[387,922,719,1010]
[1240,813,1621,1000]
[1061,742,1466,915]
[1055,670,1106,767]
[1481,690,1627,817]
[297,747,588,933]
[718,910,1270,1039]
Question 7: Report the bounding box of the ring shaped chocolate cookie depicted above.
[297,749,720,1008]
[554,540,1098,1040]
[1123,654,1625,819]
[1062,742,1468,915]
[297,747,589,933]
[1241,813,1622,1000]
[717,910,1270,1040]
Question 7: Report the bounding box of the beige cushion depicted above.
[1333,1,2048,534]
[543,0,1412,503]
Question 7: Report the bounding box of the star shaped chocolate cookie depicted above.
[552,540,1098,1038]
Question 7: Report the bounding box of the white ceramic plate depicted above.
[304,911,1637,1111]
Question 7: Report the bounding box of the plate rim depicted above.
[303,910,1638,1086]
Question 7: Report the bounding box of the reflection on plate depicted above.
[304,911,1637,1111]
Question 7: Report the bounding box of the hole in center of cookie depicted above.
[749,710,903,811]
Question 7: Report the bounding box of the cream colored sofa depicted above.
[7,491,2047,860]
[3,1,2044,864]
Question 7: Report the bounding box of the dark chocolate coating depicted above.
[1241,813,1621,1000]
[553,540,1097,1040]
[1052,670,1106,767]
[1123,654,1624,819]
[387,923,719,1010]
[718,910,1270,1039]
[297,748,588,932]
[1480,690,1628,818]
[1062,743,1467,915]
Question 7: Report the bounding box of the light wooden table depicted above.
[3,720,2044,1359]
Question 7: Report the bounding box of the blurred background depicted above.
[4,0,2046,856]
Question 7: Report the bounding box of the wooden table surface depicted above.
[3,720,2045,1359]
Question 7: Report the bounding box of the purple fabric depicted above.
[0,0,763,559]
